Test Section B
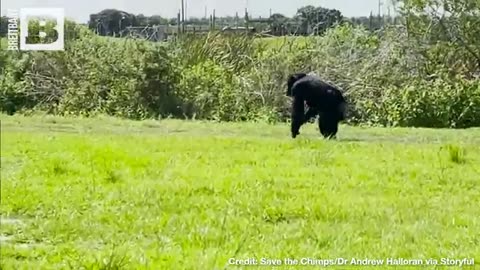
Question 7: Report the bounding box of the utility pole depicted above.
[387,6,391,24]
[185,0,188,22]
[245,8,249,33]
[378,0,384,17]
[181,0,185,33]
[177,10,181,33]
[213,9,216,30]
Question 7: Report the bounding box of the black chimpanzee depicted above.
[286,72,347,139]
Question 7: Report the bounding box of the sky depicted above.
[1,0,394,23]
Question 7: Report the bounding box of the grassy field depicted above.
[1,37,7,49]
[256,36,312,49]
[1,114,480,269]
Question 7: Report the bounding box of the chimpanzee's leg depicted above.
[318,113,338,139]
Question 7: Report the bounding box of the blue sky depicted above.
[2,0,394,23]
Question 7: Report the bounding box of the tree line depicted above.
[85,5,395,36]
[1,5,395,38]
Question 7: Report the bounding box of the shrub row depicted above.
[1,24,480,128]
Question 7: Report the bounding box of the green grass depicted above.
[1,37,7,49]
[1,114,480,269]
[256,36,312,49]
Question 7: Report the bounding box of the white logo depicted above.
[19,8,64,51]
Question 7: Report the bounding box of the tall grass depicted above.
[0,37,7,48]
[1,24,480,128]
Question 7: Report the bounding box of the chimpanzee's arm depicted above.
[291,96,305,138]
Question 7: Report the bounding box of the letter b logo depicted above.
[20,8,64,51]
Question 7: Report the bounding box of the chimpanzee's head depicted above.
[286,73,307,97]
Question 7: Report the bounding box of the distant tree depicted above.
[295,5,344,35]
[186,17,209,25]
[270,13,289,35]
[88,9,135,36]
[135,14,148,26]
[270,13,288,26]
[148,15,168,25]
[1,16,8,37]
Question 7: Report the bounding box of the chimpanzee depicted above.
[286,72,347,139]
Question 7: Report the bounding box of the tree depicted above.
[135,14,148,26]
[294,5,344,35]
[88,9,135,36]
[269,13,289,35]
[1,16,9,37]
[148,15,168,25]
[400,0,480,73]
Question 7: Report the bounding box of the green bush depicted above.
[1,30,179,119]
[0,52,36,114]
[57,35,179,119]
[2,20,480,128]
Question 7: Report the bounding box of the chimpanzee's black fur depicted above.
[286,73,347,139]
